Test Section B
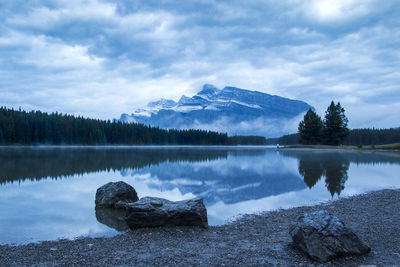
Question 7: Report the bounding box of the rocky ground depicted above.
[1,189,400,266]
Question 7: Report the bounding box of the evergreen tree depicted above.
[0,107,241,146]
[298,108,323,144]
[323,101,349,145]
[268,127,400,146]
[0,129,4,144]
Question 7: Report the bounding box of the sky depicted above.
[0,0,399,129]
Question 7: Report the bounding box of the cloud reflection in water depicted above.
[1,147,400,244]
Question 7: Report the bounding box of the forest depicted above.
[267,128,400,146]
[0,107,268,146]
[2,106,396,146]
[0,107,229,145]
[343,128,400,146]
[268,101,400,146]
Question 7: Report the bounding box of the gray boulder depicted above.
[95,181,139,207]
[289,210,370,263]
[120,197,208,229]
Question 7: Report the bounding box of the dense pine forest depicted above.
[3,106,396,146]
[267,102,399,146]
[266,133,299,145]
[267,128,400,146]
[343,128,400,146]
[226,135,267,145]
[0,107,230,145]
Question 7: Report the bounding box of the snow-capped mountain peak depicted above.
[198,84,220,97]
[148,98,177,108]
[120,84,312,137]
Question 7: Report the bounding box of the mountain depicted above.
[120,84,313,137]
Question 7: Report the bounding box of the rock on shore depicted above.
[95,181,208,229]
[95,181,139,207]
[289,210,370,262]
[119,197,208,229]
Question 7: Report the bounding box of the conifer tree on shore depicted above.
[298,101,349,146]
[323,101,349,145]
[298,109,323,145]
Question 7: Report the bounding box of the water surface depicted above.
[1,146,399,245]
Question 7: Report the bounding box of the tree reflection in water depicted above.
[298,152,350,196]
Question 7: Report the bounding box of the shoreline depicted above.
[1,189,400,266]
[283,143,400,150]
[1,144,399,152]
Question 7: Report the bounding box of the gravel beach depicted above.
[1,189,400,266]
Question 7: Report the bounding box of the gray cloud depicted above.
[0,0,399,129]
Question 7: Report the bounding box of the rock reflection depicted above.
[95,207,129,232]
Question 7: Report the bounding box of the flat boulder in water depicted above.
[120,197,208,229]
[95,181,139,207]
[289,210,370,263]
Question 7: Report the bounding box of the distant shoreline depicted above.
[283,143,400,150]
[1,143,399,151]
[1,188,400,266]
[0,144,275,148]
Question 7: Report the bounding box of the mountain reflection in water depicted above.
[1,147,400,244]
[1,147,400,201]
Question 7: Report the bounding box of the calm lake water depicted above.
[1,146,400,245]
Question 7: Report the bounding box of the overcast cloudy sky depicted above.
[0,0,399,128]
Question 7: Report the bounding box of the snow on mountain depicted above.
[120,84,313,137]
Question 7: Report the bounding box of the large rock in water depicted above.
[289,210,370,263]
[120,197,208,229]
[95,181,139,207]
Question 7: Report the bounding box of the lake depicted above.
[1,146,400,245]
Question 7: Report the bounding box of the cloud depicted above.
[6,1,116,30]
[180,114,306,138]
[303,0,374,22]
[0,0,399,129]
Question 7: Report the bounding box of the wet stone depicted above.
[289,210,371,263]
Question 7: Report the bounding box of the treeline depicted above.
[0,107,229,145]
[343,128,400,146]
[266,128,400,146]
[227,135,267,145]
[0,107,268,146]
[266,133,298,145]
